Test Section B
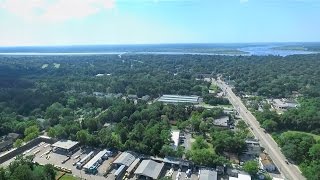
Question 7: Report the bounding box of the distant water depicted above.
[0,52,241,56]
[239,46,316,56]
[0,44,318,56]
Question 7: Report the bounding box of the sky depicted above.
[0,0,320,46]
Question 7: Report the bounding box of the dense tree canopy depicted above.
[1,53,320,178]
[0,155,56,180]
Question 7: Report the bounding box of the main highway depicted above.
[214,78,305,180]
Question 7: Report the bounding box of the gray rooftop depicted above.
[134,160,165,179]
[113,152,136,167]
[273,99,298,109]
[52,140,79,150]
[158,95,199,104]
[213,116,229,127]
[199,169,218,180]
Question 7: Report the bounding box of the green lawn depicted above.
[286,131,320,141]
[59,174,78,180]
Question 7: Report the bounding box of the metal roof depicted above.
[115,165,126,176]
[158,95,199,104]
[113,152,136,167]
[52,140,79,150]
[199,169,218,180]
[126,158,141,173]
[134,160,164,179]
[83,149,108,169]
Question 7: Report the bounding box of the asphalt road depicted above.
[214,79,305,180]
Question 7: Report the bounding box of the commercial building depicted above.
[157,95,200,104]
[272,99,298,111]
[171,130,180,150]
[83,149,108,174]
[213,116,229,128]
[51,140,79,154]
[113,151,136,168]
[199,169,218,180]
[134,159,165,180]
[259,153,276,172]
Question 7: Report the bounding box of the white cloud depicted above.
[240,0,249,3]
[0,0,115,22]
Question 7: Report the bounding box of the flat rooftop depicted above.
[52,140,79,150]
[83,149,108,169]
[171,130,180,150]
[213,116,229,127]
[158,95,200,104]
[199,169,218,180]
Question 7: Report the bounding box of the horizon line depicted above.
[1,42,320,48]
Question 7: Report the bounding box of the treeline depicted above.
[275,132,320,180]
[0,156,56,180]
[255,97,320,134]
[1,53,320,178]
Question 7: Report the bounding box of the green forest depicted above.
[1,53,320,179]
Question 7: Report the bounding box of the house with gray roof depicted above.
[134,159,165,180]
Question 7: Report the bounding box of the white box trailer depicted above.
[76,151,94,169]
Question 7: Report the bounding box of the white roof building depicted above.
[171,130,180,150]
[52,140,79,151]
[83,149,108,170]
[213,116,229,127]
[158,95,200,104]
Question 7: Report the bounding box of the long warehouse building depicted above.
[83,149,108,173]
[158,95,200,104]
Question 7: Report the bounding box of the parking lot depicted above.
[2,141,206,180]
[15,142,115,180]
[181,132,193,151]
[161,166,198,180]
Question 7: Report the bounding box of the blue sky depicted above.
[0,0,320,46]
